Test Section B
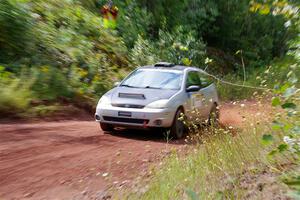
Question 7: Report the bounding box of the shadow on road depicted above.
[105,128,186,145]
[52,128,186,146]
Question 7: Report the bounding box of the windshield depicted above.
[120,69,183,90]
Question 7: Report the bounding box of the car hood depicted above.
[107,87,178,106]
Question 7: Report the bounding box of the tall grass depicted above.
[121,123,294,199]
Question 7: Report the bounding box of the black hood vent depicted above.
[111,103,144,109]
[118,93,146,99]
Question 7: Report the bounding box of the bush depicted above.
[31,66,74,101]
[0,80,32,116]
[130,27,206,67]
[130,35,159,66]
[216,73,262,101]
[216,55,300,101]
[0,0,33,62]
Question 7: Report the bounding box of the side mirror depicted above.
[114,81,120,87]
[186,85,200,92]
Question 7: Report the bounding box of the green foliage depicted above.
[267,67,299,155]
[130,27,206,66]
[0,0,129,115]
[265,15,300,157]
[262,134,274,145]
[31,67,73,100]
[29,0,128,67]
[0,0,33,62]
[281,172,300,199]
[0,68,32,115]
[0,83,32,115]
[216,53,300,100]
[130,35,158,66]
[0,0,299,115]
[112,0,152,48]
[116,0,292,69]
[216,73,260,100]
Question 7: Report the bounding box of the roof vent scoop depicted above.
[154,62,175,67]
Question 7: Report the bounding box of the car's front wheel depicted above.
[100,122,114,132]
[170,108,185,139]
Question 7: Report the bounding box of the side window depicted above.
[198,72,213,88]
[186,71,201,88]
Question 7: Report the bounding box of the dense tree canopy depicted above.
[0,0,298,115]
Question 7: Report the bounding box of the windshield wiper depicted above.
[121,85,162,89]
[120,84,137,88]
[144,86,162,89]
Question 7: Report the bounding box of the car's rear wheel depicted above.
[170,108,185,139]
[100,122,114,132]
[208,103,220,126]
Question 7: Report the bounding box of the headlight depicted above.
[145,99,169,109]
[97,95,111,107]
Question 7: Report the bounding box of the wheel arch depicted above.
[214,101,219,107]
[177,105,185,113]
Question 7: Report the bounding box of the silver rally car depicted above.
[95,62,219,139]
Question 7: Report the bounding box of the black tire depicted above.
[100,122,114,132]
[170,108,185,139]
[208,103,220,126]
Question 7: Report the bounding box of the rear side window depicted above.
[186,71,201,88]
[186,71,214,88]
[198,72,214,88]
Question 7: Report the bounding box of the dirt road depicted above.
[0,101,270,200]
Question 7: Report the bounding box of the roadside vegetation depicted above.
[122,125,295,199]
[0,0,299,199]
[0,0,298,117]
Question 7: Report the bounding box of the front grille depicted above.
[103,116,149,124]
[118,93,145,99]
[111,103,144,109]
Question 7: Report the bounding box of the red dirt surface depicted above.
[0,101,270,200]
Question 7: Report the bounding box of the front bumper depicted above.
[95,104,176,128]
